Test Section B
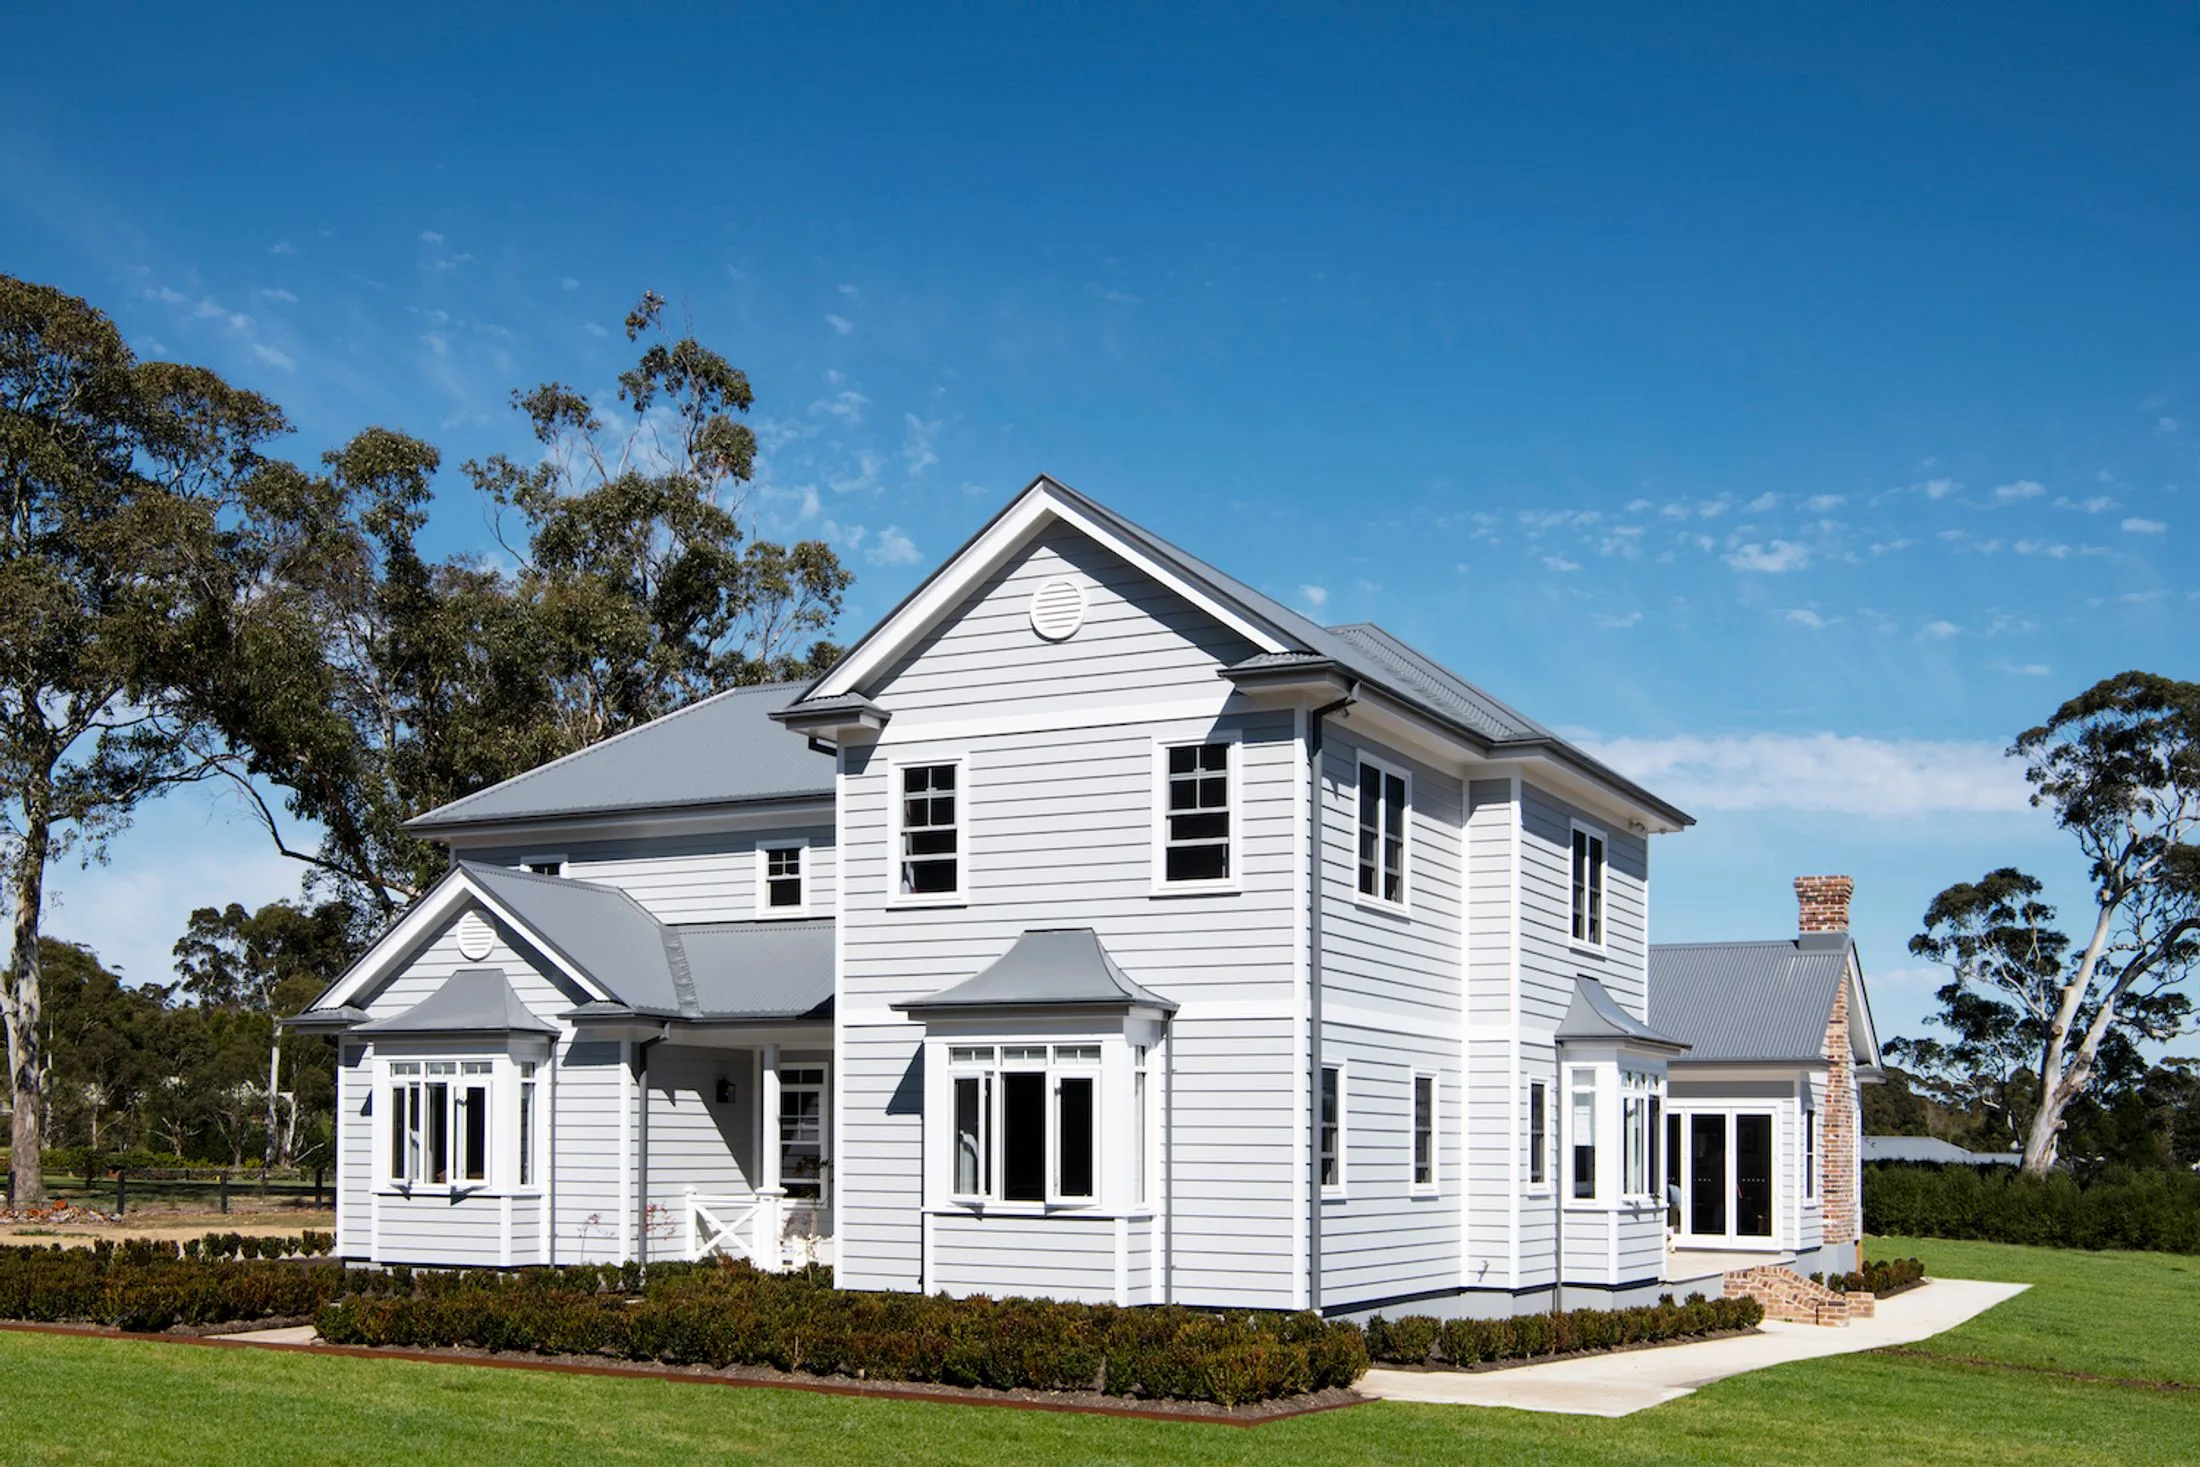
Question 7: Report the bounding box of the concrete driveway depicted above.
[1360,1277,2029,1417]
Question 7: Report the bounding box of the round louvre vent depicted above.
[455,910,494,962]
[1029,578,1087,641]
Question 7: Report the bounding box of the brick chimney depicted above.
[1795,875,1854,934]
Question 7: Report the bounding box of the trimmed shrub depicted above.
[1812,1257,1925,1296]
[1371,1294,1762,1368]
[1864,1162,2200,1254]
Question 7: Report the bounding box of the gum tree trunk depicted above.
[3,768,51,1208]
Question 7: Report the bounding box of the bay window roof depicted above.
[354,967,558,1036]
[894,928,1176,1015]
[1557,975,1690,1053]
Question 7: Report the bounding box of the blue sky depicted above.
[4,4,2194,1048]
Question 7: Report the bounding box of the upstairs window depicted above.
[1412,1073,1436,1191]
[523,858,564,877]
[1357,762,1408,906]
[1161,742,1232,884]
[761,842,807,913]
[899,764,961,898]
[948,1044,1098,1205]
[1570,826,1605,947]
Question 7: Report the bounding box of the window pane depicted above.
[519,1082,535,1187]
[1357,766,1381,895]
[1319,1067,1340,1188]
[1414,1075,1434,1186]
[389,1085,408,1181]
[405,1085,422,1182]
[1384,774,1406,903]
[1528,1082,1547,1186]
[427,1082,450,1185]
[1168,745,1197,775]
[1057,1076,1095,1199]
[1134,1069,1149,1206]
[954,1075,986,1196]
[1165,843,1230,883]
[461,1085,488,1182]
[1571,1085,1596,1200]
[1001,1072,1046,1202]
[1163,744,1230,884]
[1587,836,1604,944]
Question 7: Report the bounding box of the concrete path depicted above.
[1361,1277,2029,1417]
[218,1324,321,1345]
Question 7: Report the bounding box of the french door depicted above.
[1670,1109,1776,1246]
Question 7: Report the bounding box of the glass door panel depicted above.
[1689,1115,1726,1236]
[1735,1113,1774,1237]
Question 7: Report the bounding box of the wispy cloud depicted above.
[1989,661,2052,676]
[1578,733,2031,815]
[1783,608,1836,629]
[250,343,295,370]
[812,390,868,427]
[824,313,855,335]
[418,229,444,245]
[1594,610,1643,629]
[1801,494,1846,512]
[837,283,861,298]
[1086,283,1142,305]
[901,413,941,477]
[1724,540,1810,573]
[867,526,920,565]
[2122,516,2168,535]
[255,287,297,303]
[1917,619,1961,641]
[1992,479,2045,503]
[1746,492,1779,513]
[1916,477,1960,500]
[2056,494,2117,513]
[1299,584,1329,608]
[1542,554,1582,572]
[560,276,580,291]
[269,239,297,256]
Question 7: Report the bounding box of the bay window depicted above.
[947,1044,1099,1205]
[383,1053,540,1193]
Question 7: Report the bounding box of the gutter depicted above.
[1305,681,1358,1315]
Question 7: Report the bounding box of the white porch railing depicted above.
[683,1187,784,1268]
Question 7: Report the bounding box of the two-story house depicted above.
[293,476,1877,1317]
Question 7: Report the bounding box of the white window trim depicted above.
[1353,755,1412,915]
[1526,1076,1551,1196]
[1563,1063,1603,1207]
[1568,819,1608,955]
[1620,1068,1660,1202]
[1665,1104,1786,1248]
[1409,1069,1439,1197]
[755,837,811,918]
[375,1052,542,1199]
[520,853,567,877]
[943,1041,1103,1210]
[887,755,968,908]
[1319,1060,1348,1198]
[1150,732,1242,896]
[1802,1090,1821,1206]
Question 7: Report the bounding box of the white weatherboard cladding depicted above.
[464,825,836,925]
[838,528,1299,1308]
[1314,725,1466,1308]
[641,1044,757,1262]
[930,1213,1118,1302]
[376,1193,506,1266]
[1462,778,1519,1290]
[1519,781,1650,1027]
[336,1046,370,1258]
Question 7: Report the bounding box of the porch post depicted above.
[684,1186,697,1261]
[759,1042,785,1270]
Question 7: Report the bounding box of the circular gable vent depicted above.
[456,910,494,962]
[1029,577,1087,641]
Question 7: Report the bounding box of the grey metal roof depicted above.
[1558,976,1690,1051]
[462,862,687,1014]
[785,477,1689,828]
[354,968,559,1036]
[1862,1136,2021,1166]
[1650,933,1852,1063]
[405,682,834,832]
[894,928,1177,1013]
[676,920,834,1019]
[283,1004,369,1034]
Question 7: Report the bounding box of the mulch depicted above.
[0,1320,1369,1426]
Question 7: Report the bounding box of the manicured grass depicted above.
[1874,1233,2200,1385]
[1,1238,2193,1466]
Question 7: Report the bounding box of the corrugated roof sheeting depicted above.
[1649,939,1849,1062]
[678,920,834,1018]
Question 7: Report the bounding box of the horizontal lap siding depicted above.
[1616,1206,1665,1281]
[930,1213,1118,1303]
[553,1042,627,1263]
[1517,1038,1558,1288]
[1464,781,1517,1288]
[1559,1206,1612,1282]
[1519,782,1649,1026]
[468,826,837,924]
[841,526,1297,1309]
[1127,1216,1155,1304]
[375,1194,504,1266]
[510,1197,544,1266]
[337,1046,370,1258]
[1313,730,1464,1307]
[643,1044,756,1263]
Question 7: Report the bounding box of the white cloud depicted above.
[1917,619,1961,640]
[824,313,855,335]
[812,390,868,427]
[1724,540,1810,572]
[250,343,295,370]
[1577,732,2031,815]
[1746,492,1779,513]
[2056,494,2117,513]
[1989,661,2052,676]
[902,413,941,477]
[419,229,444,245]
[269,239,297,256]
[1299,584,1329,608]
[1868,539,1913,555]
[2012,540,2071,558]
[1916,477,1960,500]
[255,287,297,303]
[1801,494,1846,512]
[837,283,861,298]
[1086,283,1142,304]
[1542,554,1582,572]
[560,276,580,291]
[583,322,608,337]
[1992,479,2045,502]
[1626,498,1653,513]
[867,526,920,566]
[1783,608,1835,629]
[1594,610,1643,629]
[2122,516,2168,534]
[2158,416,2180,435]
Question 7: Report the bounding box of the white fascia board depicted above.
[812,486,1290,700]
[1479,747,1688,836]
[313,869,619,1012]
[432,798,836,850]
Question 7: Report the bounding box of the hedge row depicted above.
[1864,1162,2200,1254]
[0,1249,357,1333]
[1811,1256,1925,1296]
[1363,1293,1762,1368]
[314,1263,1368,1407]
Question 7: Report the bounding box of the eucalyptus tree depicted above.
[0,276,285,1203]
[1910,672,2200,1175]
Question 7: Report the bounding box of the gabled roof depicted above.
[893,928,1176,1013]
[461,862,688,1015]
[1558,976,1690,1052]
[354,967,558,1036]
[783,476,1689,829]
[1650,932,1877,1065]
[405,682,833,833]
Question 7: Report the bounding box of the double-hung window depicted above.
[388,1060,493,1187]
[947,1045,1098,1204]
[1160,742,1232,885]
[1528,1078,1549,1189]
[518,1062,538,1188]
[1623,1072,1651,1198]
[1357,761,1408,906]
[1570,1070,1598,1201]
[1803,1098,1818,1201]
[899,763,961,898]
[780,1067,827,1200]
[1570,825,1605,947]
[760,841,807,914]
[1319,1065,1345,1193]
[1412,1073,1436,1192]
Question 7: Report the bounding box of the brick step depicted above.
[1722,1265,1875,1326]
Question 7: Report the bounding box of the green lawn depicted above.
[1,1238,2193,1466]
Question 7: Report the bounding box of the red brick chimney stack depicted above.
[1795,875,1855,934]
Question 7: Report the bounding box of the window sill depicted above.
[376,1185,535,1201]
[754,907,813,921]
[1408,1186,1441,1200]
[932,1200,1105,1218]
[1568,941,1609,959]
[1320,1188,1349,1202]
[1148,880,1241,898]
[1352,896,1411,920]
[887,895,967,910]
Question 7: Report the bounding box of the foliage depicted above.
[1,275,288,1205]
[1809,1257,1925,1296]
[1363,1294,1761,1367]
[0,1238,344,1331]
[190,295,852,913]
[1864,1161,2200,1254]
